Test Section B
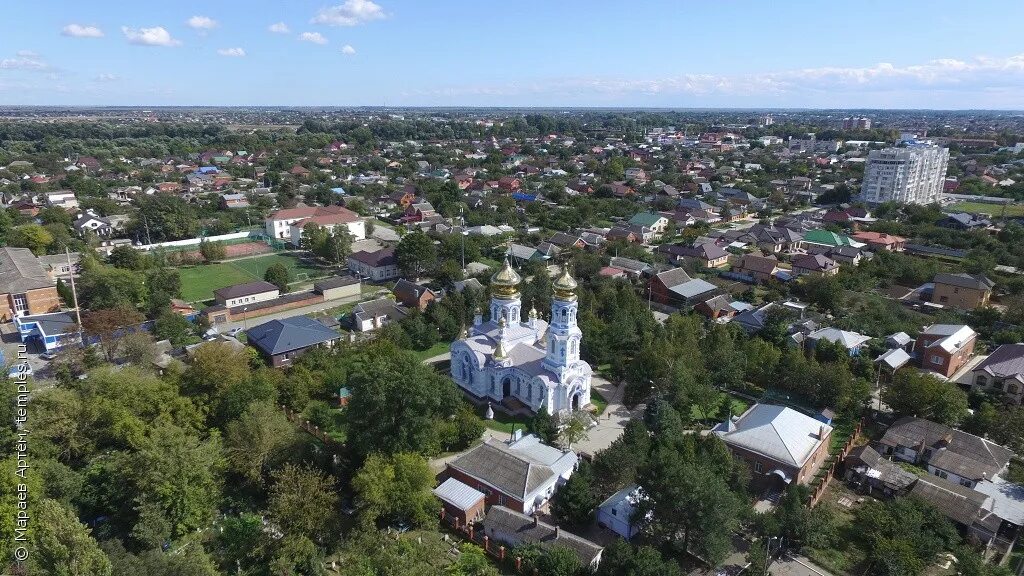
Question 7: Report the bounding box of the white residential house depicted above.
[45,191,79,210]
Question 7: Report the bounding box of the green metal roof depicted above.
[628,212,664,227]
[804,229,853,247]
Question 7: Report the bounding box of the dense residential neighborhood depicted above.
[2,102,1024,576]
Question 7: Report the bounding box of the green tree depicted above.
[395,232,437,279]
[268,463,338,543]
[637,436,745,565]
[596,540,682,576]
[8,223,54,254]
[352,452,437,530]
[130,423,225,539]
[198,239,227,262]
[153,309,196,347]
[446,543,499,576]
[346,341,462,458]
[224,400,300,486]
[317,228,353,264]
[108,245,145,270]
[77,261,148,310]
[263,262,291,292]
[299,222,329,253]
[552,460,598,529]
[882,369,968,425]
[29,498,112,576]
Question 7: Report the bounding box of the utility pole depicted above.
[66,248,83,346]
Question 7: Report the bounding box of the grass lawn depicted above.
[178,254,327,302]
[689,392,749,423]
[477,257,502,269]
[482,408,531,435]
[803,484,870,575]
[951,201,1024,217]
[411,341,452,363]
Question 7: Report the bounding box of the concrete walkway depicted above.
[770,554,836,576]
[573,376,640,458]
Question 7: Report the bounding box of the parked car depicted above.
[40,352,58,361]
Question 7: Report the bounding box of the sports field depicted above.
[178,254,327,302]
[951,201,1024,217]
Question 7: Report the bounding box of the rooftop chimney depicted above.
[554,525,560,538]
[819,425,827,440]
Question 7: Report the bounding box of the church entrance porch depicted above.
[501,377,511,399]
[571,392,581,411]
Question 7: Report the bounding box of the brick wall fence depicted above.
[438,510,544,574]
[806,418,865,508]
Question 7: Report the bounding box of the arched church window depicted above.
[561,308,568,320]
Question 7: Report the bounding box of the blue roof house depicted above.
[14,311,79,351]
[246,315,341,367]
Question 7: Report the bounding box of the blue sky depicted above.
[2,0,1024,108]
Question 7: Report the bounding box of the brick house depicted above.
[969,344,1024,403]
[851,231,906,252]
[0,247,61,321]
[440,435,577,515]
[432,477,486,528]
[915,324,977,378]
[734,253,780,283]
[932,273,994,309]
[393,278,437,311]
[713,404,832,488]
[791,253,839,277]
[497,176,522,192]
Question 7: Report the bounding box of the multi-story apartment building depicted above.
[860,145,949,205]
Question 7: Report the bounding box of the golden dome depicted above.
[528,306,538,319]
[552,268,578,301]
[491,258,522,298]
[493,338,508,360]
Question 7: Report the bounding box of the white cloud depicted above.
[62,24,104,38]
[217,47,246,57]
[268,22,290,34]
[122,26,182,47]
[417,53,1024,104]
[0,52,50,71]
[341,44,356,55]
[312,0,386,26]
[299,32,328,45]
[187,16,217,30]
[95,73,119,82]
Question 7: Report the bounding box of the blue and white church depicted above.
[450,259,593,415]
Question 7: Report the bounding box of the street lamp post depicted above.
[242,307,248,333]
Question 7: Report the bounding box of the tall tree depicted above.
[352,452,437,530]
[224,401,300,486]
[395,232,437,279]
[263,262,291,292]
[552,460,598,529]
[81,305,146,361]
[29,498,112,576]
[267,464,338,543]
[882,369,968,425]
[346,341,462,458]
